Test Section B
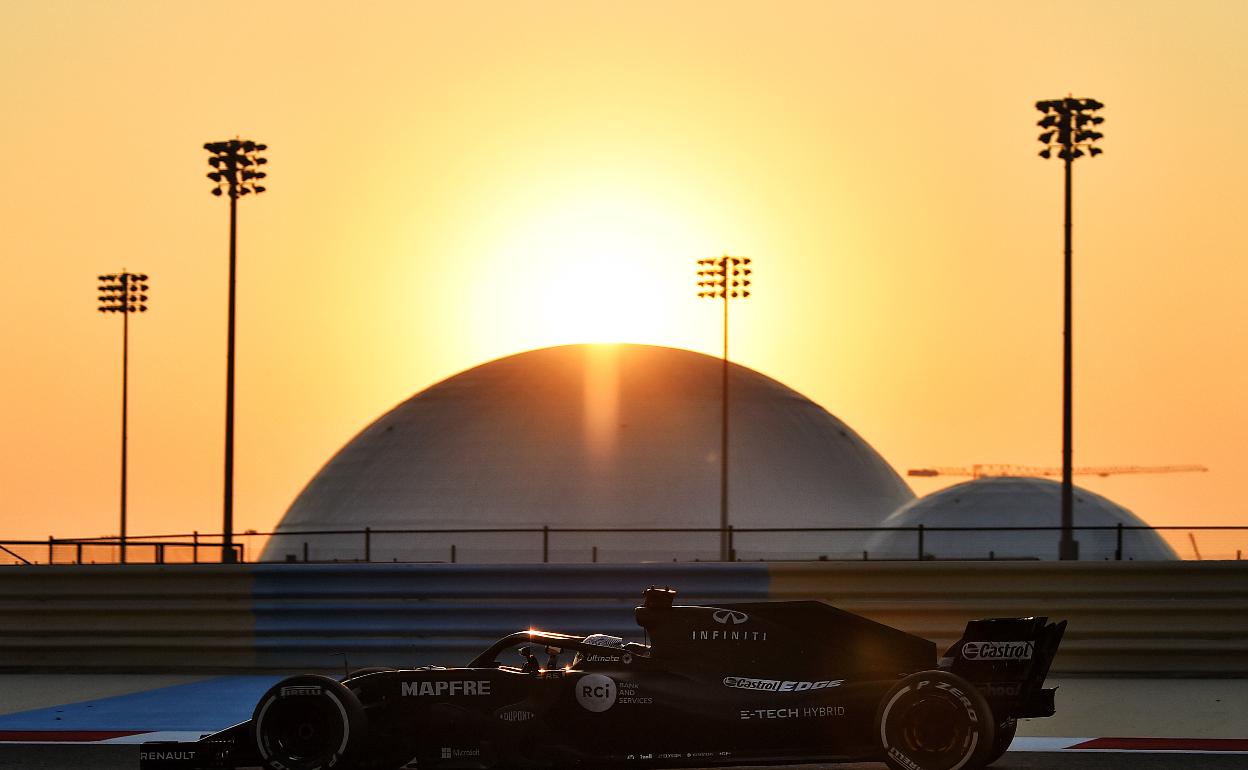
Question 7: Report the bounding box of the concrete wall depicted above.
[0,561,1242,674]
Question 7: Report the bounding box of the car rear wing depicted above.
[942,616,1067,719]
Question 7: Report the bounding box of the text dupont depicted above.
[402,680,492,697]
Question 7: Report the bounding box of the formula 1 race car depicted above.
[139,587,1065,770]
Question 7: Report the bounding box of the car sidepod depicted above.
[353,667,549,768]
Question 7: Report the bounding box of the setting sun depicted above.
[472,182,718,347]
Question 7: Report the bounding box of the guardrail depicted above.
[2,525,1244,565]
[0,561,1243,675]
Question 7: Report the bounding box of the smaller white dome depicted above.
[863,477,1178,561]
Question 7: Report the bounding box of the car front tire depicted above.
[876,670,995,770]
[252,674,367,770]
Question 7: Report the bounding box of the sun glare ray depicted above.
[583,344,621,465]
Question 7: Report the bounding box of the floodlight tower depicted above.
[204,139,268,563]
[1035,97,1104,560]
[97,271,150,563]
[696,255,752,561]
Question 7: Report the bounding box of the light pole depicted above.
[697,255,752,561]
[97,271,150,564]
[204,138,268,563]
[1036,97,1104,560]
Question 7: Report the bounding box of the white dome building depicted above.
[862,477,1179,561]
[262,344,913,562]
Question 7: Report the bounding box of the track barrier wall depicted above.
[0,561,1243,674]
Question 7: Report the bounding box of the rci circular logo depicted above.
[575,674,617,712]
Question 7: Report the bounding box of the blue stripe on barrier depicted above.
[250,562,770,599]
[0,677,282,732]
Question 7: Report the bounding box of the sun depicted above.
[538,253,651,343]
[475,185,713,348]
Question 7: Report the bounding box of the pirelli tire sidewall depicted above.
[252,674,367,770]
[876,670,995,770]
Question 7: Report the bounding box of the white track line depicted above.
[1010,737,1096,751]
[102,731,212,744]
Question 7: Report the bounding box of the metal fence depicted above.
[0,536,242,566]
[1,524,1244,565]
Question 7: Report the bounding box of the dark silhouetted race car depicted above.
[139,586,1065,770]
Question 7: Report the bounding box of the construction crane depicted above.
[907,464,1208,479]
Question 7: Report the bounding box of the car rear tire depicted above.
[876,670,995,770]
[253,674,366,770]
[984,718,1017,766]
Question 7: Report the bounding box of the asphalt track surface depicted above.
[1,747,1246,770]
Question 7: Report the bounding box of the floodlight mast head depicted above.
[696,255,753,300]
[1036,97,1105,161]
[204,138,269,198]
[97,272,150,314]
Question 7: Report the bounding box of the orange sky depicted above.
[1,2,1245,558]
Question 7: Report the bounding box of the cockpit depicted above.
[467,629,650,674]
